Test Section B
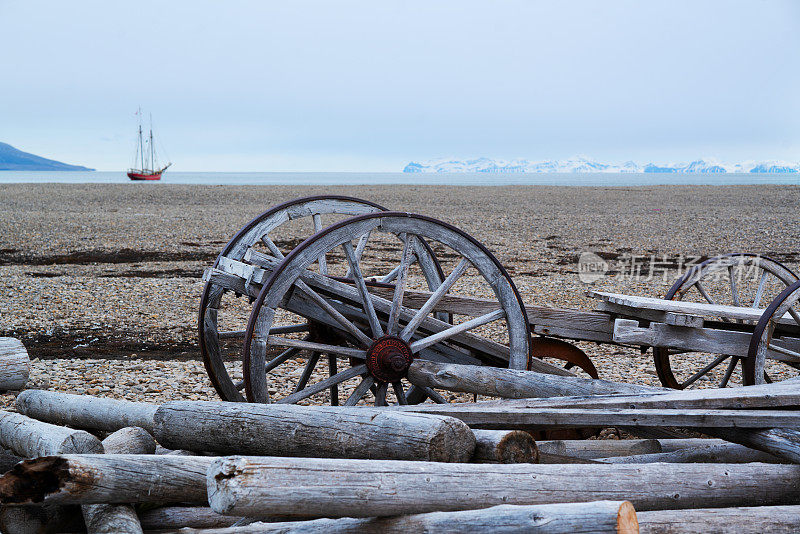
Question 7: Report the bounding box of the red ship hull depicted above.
[127,172,162,181]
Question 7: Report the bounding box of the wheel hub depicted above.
[366,335,414,382]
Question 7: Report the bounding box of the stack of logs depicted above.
[1,337,800,533]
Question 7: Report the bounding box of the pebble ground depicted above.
[1,183,798,409]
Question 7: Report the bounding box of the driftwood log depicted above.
[138,506,251,530]
[538,439,663,459]
[207,456,800,517]
[598,443,785,464]
[407,358,652,398]
[472,430,538,463]
[153,401,476,462]
[537,438,734,459]
[404,360,800,463]
[637,504,800,533]
[82,427,156,534]
[0,411,104,457]
[0,338,29,392]
[0,454,212,505]
[16,389,158,433]
[159,502,638,533]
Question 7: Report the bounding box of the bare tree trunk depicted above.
[0,454,212,505]
[207,456,800,517]
[155,501,638,534]
[153,401,476,462]
[0,338,29,392]
[472,430,538,463]
[16,390,157,433]
[82,428,156,534]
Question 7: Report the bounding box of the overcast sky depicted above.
[1,1,798,171]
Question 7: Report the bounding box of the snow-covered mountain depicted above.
[403,156,800,174]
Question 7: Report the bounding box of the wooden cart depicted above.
[199,196,800,406]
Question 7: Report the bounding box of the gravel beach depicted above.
[1,183,798,409]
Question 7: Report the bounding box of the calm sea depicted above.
[0,171,797,186]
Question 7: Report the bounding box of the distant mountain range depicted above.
[404,156,800,174]
[0,142,94,171]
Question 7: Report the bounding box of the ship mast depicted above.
[149,114,155,172]
[138,108,145,172]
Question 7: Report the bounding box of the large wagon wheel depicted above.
[199,196,391,401]
[746,280,800,385]
[653,253,798,389]
[242,212,531,406]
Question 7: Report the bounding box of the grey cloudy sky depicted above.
[1,0,798,171]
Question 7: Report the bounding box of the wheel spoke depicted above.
[694,281,717,305]
[260,235,285,259]
[343,240,384,338]
[344,375,375,406]
[293,352,321,393]
[308,213,328,275]
[768,343,800,361]
[267,336,366,359]
[752,269,769,308]
[400,258,470,342]
[410,309,506,353]
[328,355,339,406]
[788,307,800,325]
[719,356,739,387]
[345,230,372,279]
[293,279,373,347]
[265,346,302,374]
[379,264,403,284]
[728,266,741,307]
[679,353,730,389]
[387,235,416,335]
[425,386,448,404]
[374,382,388,406]
[392,381,407,405]
[277,364,368,404]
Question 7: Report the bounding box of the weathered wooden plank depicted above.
[0,411,104,457]
[16,389,158,434]
[595,301,705,328]
[165,502,638,533]
[82,427,156,534]
[472,430,538,463]
[637,505,800,534]
[0,454,212,505]
[402,360,800,462]
[406,360,800,410]
[0,338,30,392]
[153,401,476,462]
[401,406,800,430]
[207,456,800,516]
[0,504,85,534]
[591,290,795,324]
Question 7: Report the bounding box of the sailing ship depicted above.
[127,109,171,181]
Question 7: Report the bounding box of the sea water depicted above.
[0,171,797,186]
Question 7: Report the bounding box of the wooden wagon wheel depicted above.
[199,196,424,401]
[653,253,798,389]
[242,212,531,406]
[746,279,800,385]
